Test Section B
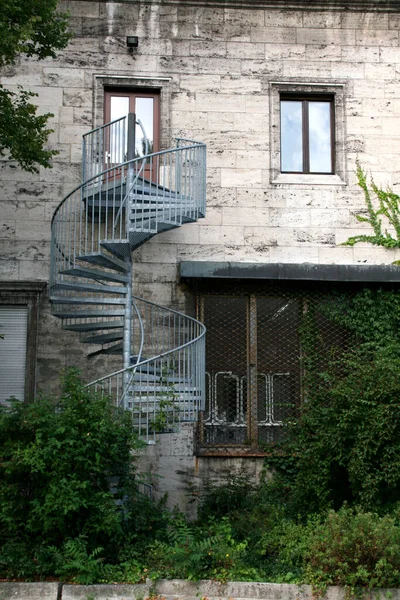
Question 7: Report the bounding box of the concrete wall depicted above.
[135,423,266,517]
[2,580,400,600]
[1,0,400,506]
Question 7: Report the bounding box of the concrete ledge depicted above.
[2,581,400,600]
[62,583,150,600]
[0,582,61,599]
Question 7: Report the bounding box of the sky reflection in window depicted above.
[281,101,303,172]
[309,102,332,173]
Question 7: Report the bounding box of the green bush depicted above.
[279,288,400,516]
[305,507,400,595]
[0,369,143,579]
[146,515,261,582]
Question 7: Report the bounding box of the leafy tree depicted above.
[0,0,71,172]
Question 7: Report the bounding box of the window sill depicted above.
[272,173,347,186]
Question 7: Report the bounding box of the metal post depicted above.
[127,113,136,162]
[122,113,136,399]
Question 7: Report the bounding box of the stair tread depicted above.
[81,331,124,343]
[60,266,129,283]
[51,281,128,295]
[88,342,123,357]
[51,296,127,305]
[62,320,124,332]
[77,253,129,273]
[56,309,126,318]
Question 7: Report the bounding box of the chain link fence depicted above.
[195,280,379,450]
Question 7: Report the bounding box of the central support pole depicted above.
[122,113,136,404]
[123,255,133,407]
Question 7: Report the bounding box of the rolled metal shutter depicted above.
[0,306,28,403]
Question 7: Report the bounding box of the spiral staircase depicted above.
[49,114,206,443]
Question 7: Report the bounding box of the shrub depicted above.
[0,369,143,579]
[305,506,400,595]
[280,288,400,516]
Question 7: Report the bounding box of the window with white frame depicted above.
[270,82,346,185]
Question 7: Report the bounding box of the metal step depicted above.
[88,342,123,357]
[131,372,192,385]
[128,401,198,413]
[81,331,124,344]
[57,309,125,319]
[51,296,127,305]
[51,281,128,295]
[60,266,129,284]
[127,386,198,395]
[63,320,124,332]
[77,253,130,273]
[100,240,131,259]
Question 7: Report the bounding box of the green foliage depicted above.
[0,0,71,171]
[51,536,105,585]
[0,0,70,67]
[0,369,143,579]
[0,86,58,172]
[286,288,400,515]
[305,507,400,595]
[343,161,400,252]
[147,515,260,582]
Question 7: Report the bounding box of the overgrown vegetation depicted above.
[1,287,400,594]
[343,161,400,253]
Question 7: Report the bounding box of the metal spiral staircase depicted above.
[49,114,206,442]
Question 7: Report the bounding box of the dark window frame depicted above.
[280,93,335,175]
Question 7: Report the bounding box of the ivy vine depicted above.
[343,161,400,257]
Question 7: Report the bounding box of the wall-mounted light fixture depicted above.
[126,36,139,50]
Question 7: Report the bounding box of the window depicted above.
[270,82,346,185]
[104,88,160,161]
[0,282,45,404]
[280,95,334,174]
[0,306,28,403]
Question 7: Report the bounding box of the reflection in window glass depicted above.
[281,101,303,172]
[309,102,332,173]
[110,96,129,163]
[135,97,154,156]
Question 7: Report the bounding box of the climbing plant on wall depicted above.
[343,161,400,256]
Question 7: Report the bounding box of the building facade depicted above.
[1,0,400,511]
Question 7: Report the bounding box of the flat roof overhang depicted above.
[180,262,400,283]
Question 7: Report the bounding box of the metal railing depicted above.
[89,296,206,444]
[82,116,126,183]
[50,138,206,289]
[50,116,206,441]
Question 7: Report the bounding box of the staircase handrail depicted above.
[82,115,126,183]
[86,300,206,387]
[51,140,206,227]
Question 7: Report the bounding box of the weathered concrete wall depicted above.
[1,0,400,503]
[135,423,266,517]
[2,1,400,292]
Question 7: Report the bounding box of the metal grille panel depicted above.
[197,281,358,449]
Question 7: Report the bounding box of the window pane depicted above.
[309,101,332,173]
[281,101,303,172]
[135,97,154,156]
[110,96,130,122]
[110,96,129,163]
